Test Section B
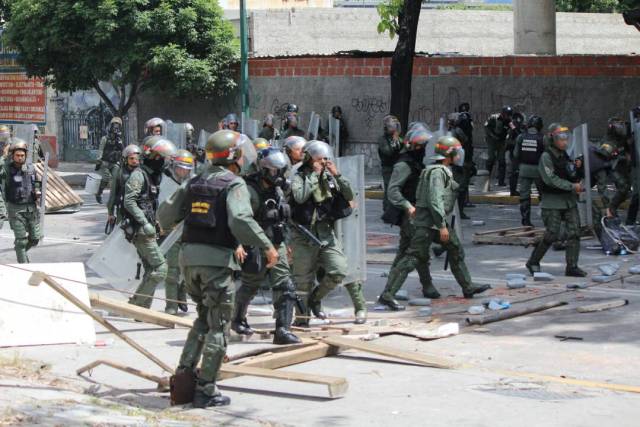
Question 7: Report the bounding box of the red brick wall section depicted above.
[248,56,640,78]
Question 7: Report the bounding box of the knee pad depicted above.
[14,238,28,250]
[323,274,344,290]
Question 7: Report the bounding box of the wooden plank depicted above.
[321,336,455,369]
[577,299,629,313]
[219,365,348,398]
[474,226,533,236]
[218,342,336,381]
[29,272,174,373]
[35,164,83,211]
[495,369,640,395]
[90,293,193,328]
[76,359,169,389]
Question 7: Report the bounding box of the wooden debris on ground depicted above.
[35,163,83,212]
[576,299,629,313]
[472,226,544,246]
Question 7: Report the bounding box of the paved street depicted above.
[1,189,640,426]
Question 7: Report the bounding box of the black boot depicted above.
[273,295,302,345]
[377,293,405,311]
[463,284,492,299]
[308,286,327,320]
[525,261,541,276]
[520,200,533,227]
[231,292,254,336]
[192,389,230,408]
[627,194,639,225]
[422,284,441,299]
[565,266,588,277]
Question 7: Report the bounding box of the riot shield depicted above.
[335,155,366,284]
[86,175,181,292]
[13,124,35,164]
[423,120,444,166]
[240,113,260,139]
[166,122,187,149]
[197,129,211,149]
[39,152,50,239]
[307,112,321,140]
[328,116,340,158]
[573,123,593,227]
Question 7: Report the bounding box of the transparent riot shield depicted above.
[423,120,444,166]
[86,175,181,292]
[197,129,211,149]
[328,116,340,158]
[166,122,187,149]
[13,124,35,164]
[335,155,366,284]
[572,123,593,227]
[307,112,321,140]
[39,152,50,239]
[241,113,260,139]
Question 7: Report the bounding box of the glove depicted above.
[141,222,156,237]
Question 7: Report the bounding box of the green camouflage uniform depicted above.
[96,135,123,197]
[158,164,273,398]
[484,114,510,184]
[0,160,41,263]
[389,164,477,295]
[514,130,544,225]
[123,165,168,308]
[378,133,402,212]
[527,146,581,269]
[290,165,366,319]
[280,127,305,141]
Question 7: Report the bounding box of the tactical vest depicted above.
[379,135,400,168]
[114,166,134,212]
[416,164,457,215]
[6,164,36,204]
[520,132,545,165]
[181,171,237,248]
[396,153,425,204]
[245,175,289,246]
[291,168,352,226]
[123,169,159,225]
[101,137,124,164]
[539,149,579,194]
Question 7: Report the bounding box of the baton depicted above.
[444,215,455,271]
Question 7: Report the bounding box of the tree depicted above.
[0,0,10,24]
[377,0,422,132]
[556,0,638,12]
[2,0,237,117]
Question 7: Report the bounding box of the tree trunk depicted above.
[92,80,138,118]
[389,0,422,132]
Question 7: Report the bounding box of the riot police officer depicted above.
[95,117,124,204]
[223,114,239,132]
[232,147,302,345]
[259,114,278,142]
[280,113,305,140]
[484,106,514,187]
[290,140,367,324]
[514,115,545,227]
[0,139,41,263]
[158,130,278,408]
[507,111,526,196]
[526,125,587,277]
[106,144,142,228]
[284,136,307,166]
[602,117,631,218]
[331,106,350,157]
[448,113,472,220]
[123,136,176,309]
[378,115,402,212]
[144,117,165,137]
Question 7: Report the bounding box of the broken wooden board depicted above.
[90,293,193,329]
[577,299,629,313]
[0,263,96,347]
[321,336,456,369]
[220,365,348,399]
[473,226,544,247]
[35,163,83,212]
[76,359,170,389]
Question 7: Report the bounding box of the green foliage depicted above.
[0,0,10,23]
[2,0,237,114]
[556,0,638,12]
[377,0,404,38]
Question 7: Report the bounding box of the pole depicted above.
[240,0,249,116]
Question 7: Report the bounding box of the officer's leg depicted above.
[627,193,639,225]
[390,216,412,268]
[290,231,320,325]
[519,176,533,227]
[164,243,181,314]
[128,235,167,309]
[177,267,207,371]
[96,164,111,203]
[497,142,507,186]
[509,152,519,195]
[486,140,497,181]
[437,227,490,298]
[266,244,301,342]
[309,236,348,319]
[527,209,561,274]
[9,211,29,264]
[563,207,586,276]
[233,268,263,336]
[193,268,234,408]
[610,166,631,216]
[382,169,392,212]
[25,208,41,252]
[379,227,430,310]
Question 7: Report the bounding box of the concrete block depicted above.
[533,272,554,281]
[592,275,615,283]
[507,279,526,289]
[566,283,588,289]
[468,305,486,315]
[408,298,432,306]
[629,265,640,275]
[598,263,620,276]
[417,307,433,317]
[505,273,527,281]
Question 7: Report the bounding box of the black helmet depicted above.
[527,115,544,131]
[331,105,342,115]
[512,111,526,126]
[286,103,299,113]
[458,102,470,113]
[501,106,513,117]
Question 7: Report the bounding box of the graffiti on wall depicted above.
[351,96,388,127]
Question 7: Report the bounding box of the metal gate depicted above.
[61,104,130,161]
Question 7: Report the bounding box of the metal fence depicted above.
[61,104,130,161]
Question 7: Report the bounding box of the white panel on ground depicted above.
[0,263,96,347]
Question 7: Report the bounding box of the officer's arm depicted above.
[158,182,188,230]
[0,170,7,220]
[106,165,120,216]
[513,135,523,160]
[123,171,151,225]
[539,153,574,191]
[97,137,106,159]
[387,162,412,210]
[427,170,448,229]
[378,136,394,158]
[291,172,318,204]
[335,174,354,201]
[484,117,497,140]
[227,180,274,250]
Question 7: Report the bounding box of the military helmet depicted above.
[527,115,543,131]
[253,137,270,151]
[458,102,471,113]
[224,113,239,127]
[257,147,289,184]
[9,138,29,154]
[144,117,165,135]
[286,103,299,113]
[404,123,433,151]
[122,144,142,158]
[502,106,513,117]
[512,111,526,126]
[263,114,274,127]
[205,130,243,165]
[284,136,307,153]
[185,123,194,133]
[598,142,616,159]
[549,124,571,146]
[109,117,123,126]
[383,115,401,134]
[331,105,342,115]
[431,135,462,161]
[142,136,177,160]
[447,112,460,127]
[0,125,10,141]
[173,149,195,170]
[303,140,333,163]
